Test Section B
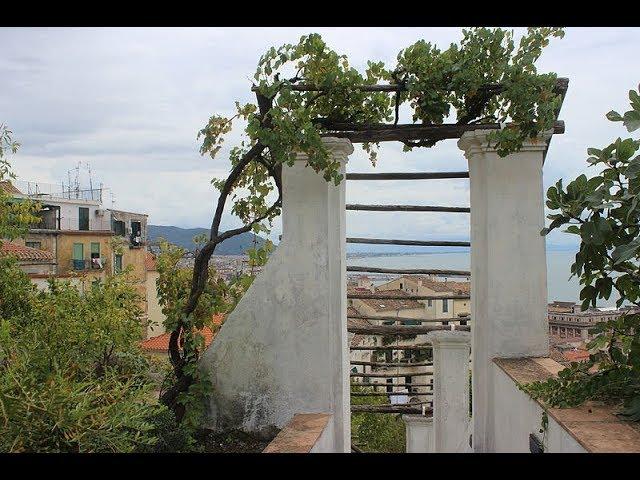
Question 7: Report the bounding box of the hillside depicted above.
[148,225,267,255]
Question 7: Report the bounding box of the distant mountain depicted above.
[148,225,267,255]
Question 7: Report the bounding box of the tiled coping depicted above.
[262,413,332,453]
[494,357,640,453]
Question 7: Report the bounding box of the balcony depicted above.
[70,258,107,271]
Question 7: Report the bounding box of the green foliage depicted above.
[0,124,39,242]
[198,29,564,241]
[137,408,203,453]
[350,386,406,453]
[529,86,640,420]
[396,28,564,155]
[0,265,161,452]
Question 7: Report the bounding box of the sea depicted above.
[346,250,619,308]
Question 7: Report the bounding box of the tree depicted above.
[0,127,163,452]
[155,236,273,425]
[350,386,406,452]
[162,28,566,419]
[0,124,39,242]
[526,86,640,420]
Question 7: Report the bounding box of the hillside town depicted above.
[2,174,636,415]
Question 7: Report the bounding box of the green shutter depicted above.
[90,242,100,256]
[79,207,89,231]
[72,243,84,260]
[114,254,123,273]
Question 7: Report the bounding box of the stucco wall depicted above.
[491,363,585,452]
[201,139,352,451]
[145,270,166,338]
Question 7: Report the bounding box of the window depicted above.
[405,376,413,391]
[386,378,393,393]
[78,207,89,231]
[90,242,102,269]
[460,319,467,326]
[26,241,41,249]
[442,298,449,313]
[442,321,449,326]
[130,221,142,246]
[114,254,123,273]
[399,282,403,290]
[72,243,84,270]
[427,299,433,307]
[131,221,141,236]
[113,220,125,236]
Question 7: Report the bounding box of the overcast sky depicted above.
[2,27,639,248]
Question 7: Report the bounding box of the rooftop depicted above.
[145,251,157,271]
[0,241,55,262]
[140,314,224,353]
[354,289,424,312]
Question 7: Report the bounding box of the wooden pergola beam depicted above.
[321,120,565,144]
[251,77,568,94]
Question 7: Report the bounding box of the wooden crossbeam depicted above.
[351,382,432,388]
[348,324,461,335]
[251,77,568,94]
[346,171,469,180]
[326,120,564,144]
[348,293,470,300]
[350,345,432,351]
[351,372,431,378]
[350,360,432,367]
[346,204,470,213]
[348,314,470,325]
[347,237,470,247]
[351,405,432,414]
[346,266,471,276]
[350,392,432,397]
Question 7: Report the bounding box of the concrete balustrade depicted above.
[429,330,471,452]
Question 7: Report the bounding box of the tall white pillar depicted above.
[458,131,550,452]
[201,137,353,452]
[428,330,471,453]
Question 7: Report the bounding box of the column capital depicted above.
[427,330,471,348]
[402,414,433,426]
[457,129,553,159]
[295,137,354,164]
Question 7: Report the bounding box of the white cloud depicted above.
[2,27,639,247]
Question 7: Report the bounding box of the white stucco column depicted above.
[428,330,471,452]
[402,415,433,453]
[282,136,353,452]
[458,131,550,452]
[201,137,353,452]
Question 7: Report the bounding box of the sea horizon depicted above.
[346,249,619,308]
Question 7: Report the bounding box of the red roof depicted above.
[141,314,225,353]
[145,251,157,271]
[0,181,22,195]
[0,241,55,262]
[563,349,590,363]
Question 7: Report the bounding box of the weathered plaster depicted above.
[201,138,353,452]
[459,131,551,452]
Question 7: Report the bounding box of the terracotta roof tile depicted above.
[356,289,424,312]
[0,241,55,262]
[141,314,225,353]
[145,251,157,271]
[0,181,22,195]
[563,349,590,363]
